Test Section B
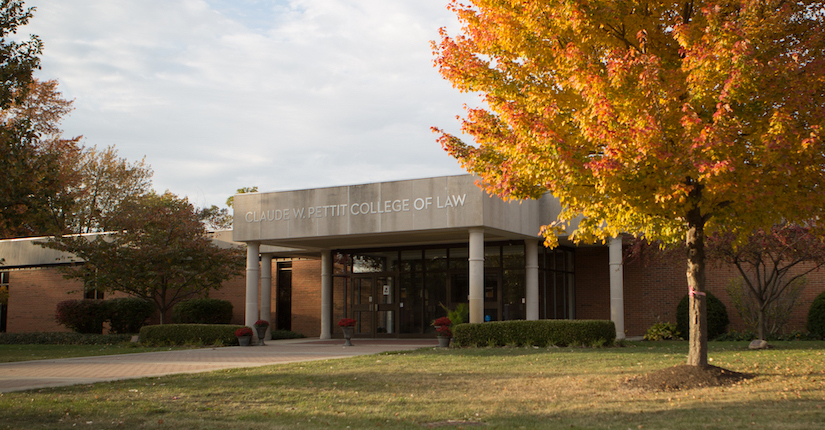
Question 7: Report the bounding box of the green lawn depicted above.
[1,341,824,429]
[0,344,194,363]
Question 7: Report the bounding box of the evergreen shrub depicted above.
[172,298,233,324]
[676,292,730,340]
[139,324,244,346]
[644,322,681,340]
[807,291,825,339]
[452,319,616,347]
[54,299,108,334]
[105,297,156,334]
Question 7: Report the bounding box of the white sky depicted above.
[23,0,477,208]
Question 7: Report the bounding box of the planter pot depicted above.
[237,335,251,346]
[342,326,354,346]
[255,327,267,346]
[437,336,451,348]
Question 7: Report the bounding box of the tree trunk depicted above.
[757,302,767,341]
[686,207,708,367]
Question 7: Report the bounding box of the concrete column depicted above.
[245,242,260,332]
[609,237,625,340]
[260,254,272,340]
[320,250,332,339]
[469,228,485,324]
[525,239,539,321]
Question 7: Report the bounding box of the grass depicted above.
[0,344,197,363]
[1,341,824,429]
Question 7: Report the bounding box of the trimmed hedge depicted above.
[139,324,245,346]
[676,292,730,340]
[807,291,825,339]
[0,332,133,345]
[106,297,155,334]
[452,319,616,347]
[172,298,233,324]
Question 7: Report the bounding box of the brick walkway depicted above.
[0,338,438,393]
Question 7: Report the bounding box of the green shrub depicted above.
[105,298,156,334]
[0,332,132,345]
[172,298,233,324]
[644,322,681,341]
[807,291,825,339]
[676,292,730,340]
[55,300,108,334]
[452,319,615,347]
[139,324,244,346]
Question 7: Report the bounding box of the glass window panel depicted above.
[425,248,448,271]
[502,269,525,320]
[332,277,348,327]
[333,252,350,274]
[376,311,394,334]
[555,272,566,319]
[399,273,423,334]
[352,252,391,273]
[503,244,524,268]
[485,246,501,267]
[355,311,373,335]
[565,249,575,272]
[425,272,449,334]
[449,246,468,269]
[377,276,393,304]
[554,250,565,273]
[400,250,423,272]
[568,273,576,319]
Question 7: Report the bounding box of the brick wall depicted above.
[6,267,129,333]
[290,259,322,337]
[574,247,610,321]
[209,273,250,326]
[7,267,81,333]
[600,249,825,337]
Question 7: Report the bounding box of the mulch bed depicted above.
[624,365,755,391]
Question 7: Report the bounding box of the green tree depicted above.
[70,145,153,234]
[433,1,825,366]
[44,192,245,324]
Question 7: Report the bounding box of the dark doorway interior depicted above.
[276,262,292,331]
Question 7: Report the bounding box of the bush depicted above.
[0,332,133,345]
[139,324,245,346]
[55,300,108,334]
[172,298,233,324]
[452,319,616,348]
[676,292,730,340]
[807,291,825,339]
[644,322,681,341]
[105,297,156,334]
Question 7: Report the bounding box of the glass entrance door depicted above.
[351,275,397,337]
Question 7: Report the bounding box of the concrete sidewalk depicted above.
[0,338,438,393]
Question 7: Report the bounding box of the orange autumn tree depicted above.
[433,1,825,366]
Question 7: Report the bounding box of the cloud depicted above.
[24,0,477,208]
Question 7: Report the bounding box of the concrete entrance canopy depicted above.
[232,175,565,251]
[232,175,623,340]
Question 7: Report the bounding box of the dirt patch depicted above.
[624,365,755,391]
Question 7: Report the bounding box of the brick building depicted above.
[1,175,822,338]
